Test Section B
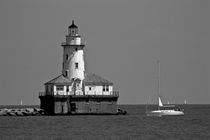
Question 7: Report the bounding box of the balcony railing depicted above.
[61,42,85,46]
[39,91,74,96]
[39,91,119,97]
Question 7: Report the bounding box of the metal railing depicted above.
[61,42,85,46]
[85,91,119,96]
[39,91,74,96]
[39,91,119,97]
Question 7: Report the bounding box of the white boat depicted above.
[146,60,184,116]
[147,97,184,116]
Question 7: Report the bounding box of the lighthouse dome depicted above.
[68,20,78,36]
[68,20,78,28]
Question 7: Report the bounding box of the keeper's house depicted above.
[39,21,119,115]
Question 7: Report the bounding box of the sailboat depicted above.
[184,99,187,104]
[167,101,170,104]
[146,60,184,116]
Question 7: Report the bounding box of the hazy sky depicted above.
[0,0,209,105]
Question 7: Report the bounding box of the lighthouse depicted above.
[62,20,85,81]
[62,20,85,95]
[39,21,119,115]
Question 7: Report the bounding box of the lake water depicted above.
[0,105,210,140]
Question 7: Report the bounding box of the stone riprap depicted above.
[0,108,44,116]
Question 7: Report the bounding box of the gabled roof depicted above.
[45,75,72,85]
[84,73,113,86]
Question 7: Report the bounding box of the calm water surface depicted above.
[0,105,210,140]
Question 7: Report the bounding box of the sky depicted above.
[0,0,209,105]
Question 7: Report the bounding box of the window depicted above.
[103,85,106,92]
[75,47,78,51]
[75,63,79,69]
[65,71,68,77]
[103,85,109,92]
[66,86,69,92]
[89,87,92,91]
[106,85,109,91]
[56,85,64,91]
[66,54,69,60]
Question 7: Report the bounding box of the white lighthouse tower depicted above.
[62,20,85,81]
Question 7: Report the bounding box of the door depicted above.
[70,103,76,112]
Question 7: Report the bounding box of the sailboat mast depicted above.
[158,60,160,97]
[157,60,161,110]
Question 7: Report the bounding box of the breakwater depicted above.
[0,108,44,116]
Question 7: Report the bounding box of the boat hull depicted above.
[147,110,184,116]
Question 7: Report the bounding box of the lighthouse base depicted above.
[39,95,119,115]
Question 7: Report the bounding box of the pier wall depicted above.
[39,95,118,115]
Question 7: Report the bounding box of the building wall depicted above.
[39,96,55,115]
[40,95,118,115]
[45,85,73,95]
[45,85,53,95]
[45,84,113,96]
[73,101,117,114]
[73,102,89,113]
[54,101,68,114]
[85,85,113,95]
